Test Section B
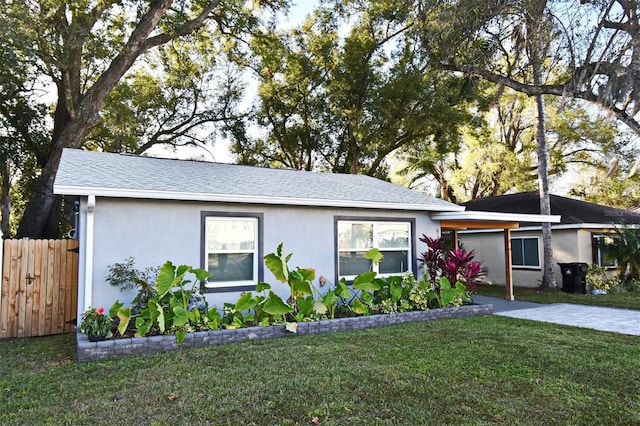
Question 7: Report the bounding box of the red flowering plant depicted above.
[418,236,483,291]
[79,306,114,340]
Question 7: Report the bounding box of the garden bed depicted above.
[77,303,493,362]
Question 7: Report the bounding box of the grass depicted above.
[1,316,639,425]
[474,284,640,310]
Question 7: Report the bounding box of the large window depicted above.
[593,234,617,268]
[511,237,540,268]
[202,213,262,291]
[337,219,413,278]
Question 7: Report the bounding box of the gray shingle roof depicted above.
[463,191,640,225]
[54,149,460,211]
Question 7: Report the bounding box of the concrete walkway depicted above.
[472,295,640,336]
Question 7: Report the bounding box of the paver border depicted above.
[77,303,493,361]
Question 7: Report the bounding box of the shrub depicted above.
[587,264,621,293]
[79,306,114,339]
[418,235,483,291]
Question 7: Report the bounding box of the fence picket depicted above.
[0,239,78,338]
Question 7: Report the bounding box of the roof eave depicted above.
[54,185,465,212]
[431,210,561,223]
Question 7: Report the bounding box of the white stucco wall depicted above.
[76,196,440,317]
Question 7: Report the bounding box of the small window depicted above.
[337,220,412,278]
[202,214,262,291]
[593,235,617,268]
[511,237,540,268]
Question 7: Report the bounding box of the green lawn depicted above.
[1,316,639,425]
[474,284,640,310]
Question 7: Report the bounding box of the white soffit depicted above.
[430,210,561,223]
[54,185,466,212]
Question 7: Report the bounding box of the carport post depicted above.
[504,228,514,301]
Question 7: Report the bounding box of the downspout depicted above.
[83,195,96,310]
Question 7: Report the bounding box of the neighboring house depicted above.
[459,192,640,288]
[53,149,557,318]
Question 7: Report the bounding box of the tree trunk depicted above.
[16,0,177,238]
[529,1,557,289]
[1,161,10,238]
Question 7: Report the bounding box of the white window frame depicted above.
[336,219,413,280]
[511,236,541,269]
[202,214,261,291]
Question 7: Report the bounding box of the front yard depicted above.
[475,284,640,310]
[1,315,638,425]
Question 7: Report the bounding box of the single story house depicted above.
[459,192,640,288]
[53,149,558,317]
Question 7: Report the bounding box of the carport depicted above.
[431,211,560,301]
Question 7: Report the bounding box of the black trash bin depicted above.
[557,262,588,294]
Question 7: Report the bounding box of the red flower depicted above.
[96,307,105,315]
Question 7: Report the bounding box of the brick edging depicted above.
[77,303,493,362]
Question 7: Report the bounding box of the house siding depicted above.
[460,228,607,288]
[77,197,439,317]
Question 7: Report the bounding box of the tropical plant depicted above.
[79,306,114,340]
[106,258,159,313]
[586,264,621,293]
[264,243,314,314]
[607,223,640,283]
[418,235,482,291]
[114,261,215,344]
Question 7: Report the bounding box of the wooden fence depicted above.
[0,239,79,339]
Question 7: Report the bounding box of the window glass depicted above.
[523,238,539,266]
[207,219,255,251]
[593,235,617,267]
[338,223,373,249]
[511,237,539,267]
[208,253,254,282]
[511,240,524,265]
[339,251,372,276]
[337,220,412,278]
[379,250,409,274]
[378,223,409,248]
[205,217,258,286]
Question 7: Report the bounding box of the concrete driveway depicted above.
[472,295,640,336]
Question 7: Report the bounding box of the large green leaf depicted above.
[352,298,369,315]
[297,267,316,281]
[191,267,212,282]
[172,306,189,327]
[262,291,293,316]
[289,269,304,281]
[109,300,124,318]
[390,279,403,303]
[150,299,165,332]
[135,317,152,337]
[364,248,384,264]
[353,272,380,291]
[175,329,187,344]
[360,291,374,304]
[156,261,177,298]
[256,282,271,292]
[265,252,288,282]
[335,280,351,299]
[296,296,314,317]
[291,277,312,296]
[235,292,257,312]
[322,290,339,306]
[313,300,328,315]
[175,264,190,280]
[116,306,131,337]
